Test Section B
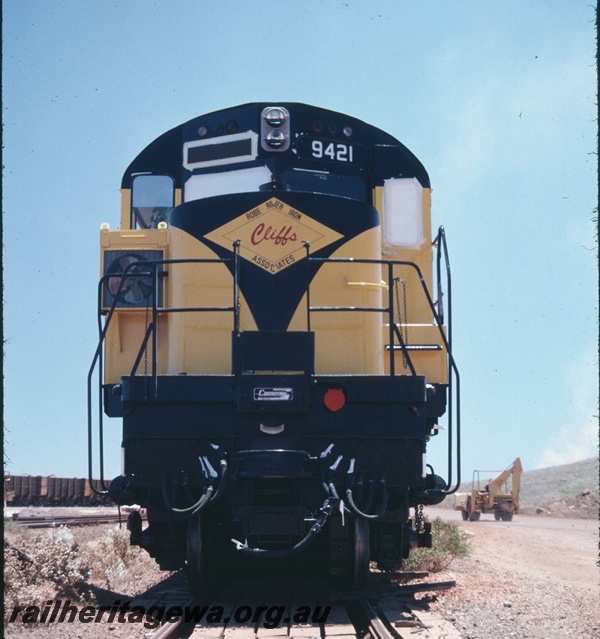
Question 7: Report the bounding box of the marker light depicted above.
[324,388,346,412]
[343,126,353,138]
[264,108,286,127]
[265,129,286,148]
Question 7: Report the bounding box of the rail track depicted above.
[5,506,462,637]
[6,508,124,529]
[125,575,462,639]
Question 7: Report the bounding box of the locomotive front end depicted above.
[89,103,459,588]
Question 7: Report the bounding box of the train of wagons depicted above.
[4,473,112,507]
[88,103,460,589]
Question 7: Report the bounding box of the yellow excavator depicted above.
[454,458,522,522]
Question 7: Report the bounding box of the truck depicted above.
[454,458,522,521]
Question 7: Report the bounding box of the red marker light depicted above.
[324,388,345,412]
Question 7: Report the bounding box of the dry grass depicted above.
[4,526,90,611]
[3,523,160,623]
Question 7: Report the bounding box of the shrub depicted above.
[4,524,160,624]
[4,526,91,613]
[403,517,471,572]
[81,525,157,591]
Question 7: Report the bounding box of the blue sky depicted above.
[3,1,597,485]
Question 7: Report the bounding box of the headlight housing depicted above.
[261,106,290,152]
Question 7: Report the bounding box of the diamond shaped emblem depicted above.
[204,197,343,274]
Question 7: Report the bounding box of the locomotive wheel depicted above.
[468,512,481,521]
[185,514,206,592]
[351,518,370,591]
[461,509,469,521]
[501,512,513,522]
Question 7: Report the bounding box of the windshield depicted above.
[282,169,365,201]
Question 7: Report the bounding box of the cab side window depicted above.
[132,175,175,229]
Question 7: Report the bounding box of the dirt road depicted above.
[421,508,599,638]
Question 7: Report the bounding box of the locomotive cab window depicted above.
[131,174,175,229]
[281,168,366,201]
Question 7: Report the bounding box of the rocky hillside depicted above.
[519,457,598,518]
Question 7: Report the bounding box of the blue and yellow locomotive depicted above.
[89,103,460,588]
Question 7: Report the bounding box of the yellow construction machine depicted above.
[454,458,522,521]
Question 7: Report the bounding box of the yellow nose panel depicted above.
[204,197,343,274]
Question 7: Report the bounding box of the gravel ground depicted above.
[419,509,599,639]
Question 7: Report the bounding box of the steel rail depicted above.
[9,513,122,529]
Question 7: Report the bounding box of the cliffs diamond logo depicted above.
[204,197,343,274]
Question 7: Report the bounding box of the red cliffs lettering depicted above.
[250,224,297,246]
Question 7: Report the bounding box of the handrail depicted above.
[434,226,451,346]
[305,229,460,494]
[305,256,437,377]
[87,256,236,495]
[434,226,460,494]
[304,256,441,374]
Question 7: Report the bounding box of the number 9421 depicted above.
[311,140,354,163]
